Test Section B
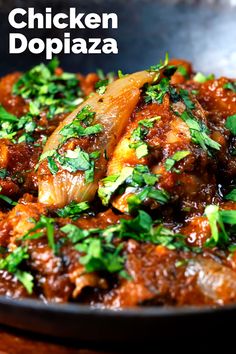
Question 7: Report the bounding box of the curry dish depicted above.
[0,56,236,307]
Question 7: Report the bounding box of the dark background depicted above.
[0,0,236,76]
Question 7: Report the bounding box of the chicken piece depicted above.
[38,70,158,208]
[101,93,216,214]
[0,72,28,117]
[197,77,236,180]
[101,240,236,308]
[101,241,208,308]
[169,58,193,84]
[0,200,47,248]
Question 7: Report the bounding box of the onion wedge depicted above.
[38,70,157,207]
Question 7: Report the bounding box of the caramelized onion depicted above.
[38,70,157,207]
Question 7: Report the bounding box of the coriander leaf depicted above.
[13,58,82,120]
[22,216,56,253]
[0,194,17,206]
[193,72,215,83]
[57,148,91,172]
[75,105,96,123]
[57,201,89,219]
[47,56,59,73]
[135,143,148,159]
[98,167,133,205]
[180,110,221,153]
[61,224,124,274]
[117,70,127,78]
[177,65,188,78]
[179,89,195,110]
[0,169,7,179]
[0,105,19,122]
[224,82,236,93]
[95,79,109,94]
[145,78,170,104]
[119,210,190,251]
[120,210,153,235]
[165,150,190,172]
[225,189,236,201]
[61,224,90,243]
[47,156,59,175]
[127,186,169,213]
[16,270,34,294]
[129,117,160,159]
[204,205,228,248]
[220,210,236,225]
[0,246,34,294]
[148,53,169,72]
[225,114,236,135]
[138,116,160,128]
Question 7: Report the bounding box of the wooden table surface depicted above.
[0,326,228,354]
[0,327,110,354]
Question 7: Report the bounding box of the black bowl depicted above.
[0,296,236,347]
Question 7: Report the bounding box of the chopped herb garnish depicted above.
[177,65,188,78]
[40,147,100,184]
[0,194,17,206]
[165,150,190,172]
[61,210,192,276]
[225,189,236,201]
[0,169,7,179]
[0,246,34,293]
[148,53,169,73]
[193,72,215,83]
[0,105,19,122]
[204,205,236,248]
[224,82,236,93]
[47,156,59,175]
[13,58,82,120]
[179,89,195,110]
[98,167,133,206]
[95,79,109,95]
[59,105,103,143]
[37,105,102,182]
[180,110,221,154]
[145,78,170,104]
[0,105,36,143]
[117,70,127,78]
[57,201,90,219]
[99,164,168,213]
[225,114,236,135]
[127,187,169,213]
[129,116,160,159]
[61,223,125,274]
[22,216,56,253]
